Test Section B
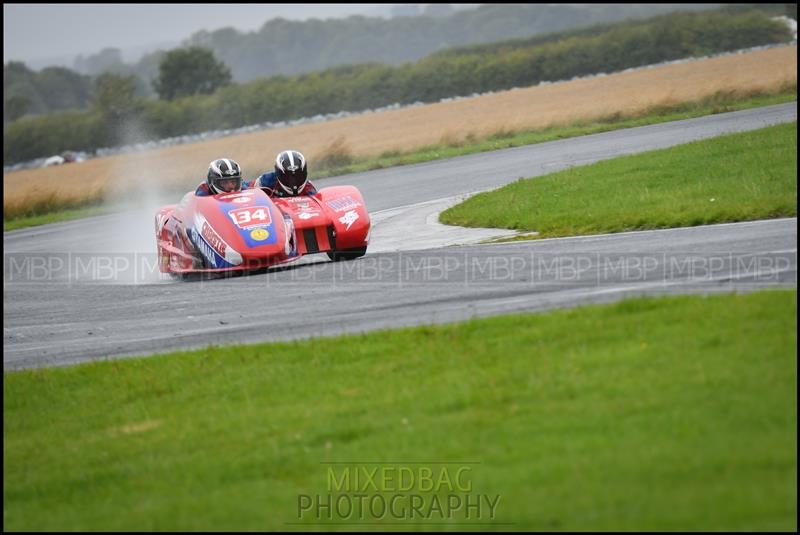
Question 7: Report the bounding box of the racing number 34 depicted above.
[229,207,272,229]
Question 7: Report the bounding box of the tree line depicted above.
[182,4,719,82]
[5,3,720,118]
[3,9,794,166]
[3,62,93,121]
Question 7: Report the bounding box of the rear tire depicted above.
[327,246,367,262]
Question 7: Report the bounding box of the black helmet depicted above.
[207,158,243,194]
[274,150,308,195]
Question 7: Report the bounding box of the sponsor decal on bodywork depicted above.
[219,196,279,247]
[218,192,253,202]
[281,196,322,221]
[338,210,359,230]
[326,195,361,213]
[250,228,270,241]
[191,212,243,268]
[201,221,226,256]
[191,230,222,268]
[228,206,273,229]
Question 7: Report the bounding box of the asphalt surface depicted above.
[3,103,797,370]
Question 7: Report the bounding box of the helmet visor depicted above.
[213,176,242,193]
[278,170,307,193]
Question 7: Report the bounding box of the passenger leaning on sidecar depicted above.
[195,158,249,196]
[250,150,317,197]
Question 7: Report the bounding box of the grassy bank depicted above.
[2,203,112,232]
[3,85,796,232]
[4,290,796,530]
[441,121,797,239]
[313,86,797,178]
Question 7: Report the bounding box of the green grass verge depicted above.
[441,121,797,240]
[4,290,796,530]
[3,203,113,232]
[3,85,796,232]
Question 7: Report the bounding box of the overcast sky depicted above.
[3,4,412,67]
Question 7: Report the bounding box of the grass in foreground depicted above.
[3,86,796,231]
[4,290,796,530]
[441,121,797,239]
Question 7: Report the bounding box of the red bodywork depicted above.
[155,186,370,274]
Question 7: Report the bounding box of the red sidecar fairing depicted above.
[155,185,369,274]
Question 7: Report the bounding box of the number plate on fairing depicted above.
[219,197,278,246]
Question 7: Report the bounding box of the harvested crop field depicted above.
[3,45,797,212]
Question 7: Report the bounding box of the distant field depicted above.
[2,45,796,221]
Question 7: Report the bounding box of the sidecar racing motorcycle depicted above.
[155,185,369,275]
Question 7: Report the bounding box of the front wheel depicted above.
[327,246,367,262]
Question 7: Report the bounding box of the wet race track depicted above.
[4,103,797,370]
